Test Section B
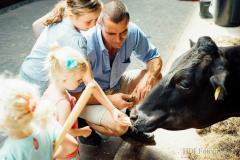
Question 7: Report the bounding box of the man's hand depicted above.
[108,93,134,110]
[132,72,159,104]
[132,57,162,104]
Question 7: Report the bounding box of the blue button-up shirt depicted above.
[73,22,160,92]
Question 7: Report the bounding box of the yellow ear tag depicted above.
[214,86,221,101]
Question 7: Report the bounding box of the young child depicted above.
[43,45,130,139]
[20,0,102,95]
[0,78,80,160]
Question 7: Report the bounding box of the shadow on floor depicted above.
[114,142,175,160]
[80,137,123,160]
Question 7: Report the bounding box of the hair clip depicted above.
[28,99,36,113]
[65,57,78,70]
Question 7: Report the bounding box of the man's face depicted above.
[101,17,129,49]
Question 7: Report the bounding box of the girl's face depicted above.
[62,69,84,91]
[70,10,101,31]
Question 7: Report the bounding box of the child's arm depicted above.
[82,63,131,126]
[53,133,79,159]
[32,12,51,38]
[82,62,117,112]
[69,126,92,138]
[56,100,92,137]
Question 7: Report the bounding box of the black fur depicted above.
[133,36,240,132]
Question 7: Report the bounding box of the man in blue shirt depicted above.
[73,0,163,146]
[74,0,162,107]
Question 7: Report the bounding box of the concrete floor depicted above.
[0,0,196,74]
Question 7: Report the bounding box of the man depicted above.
[32,0,162,146]
[73,0,162,146]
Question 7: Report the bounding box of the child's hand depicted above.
[111,108,132,126]
[80,126,92,137]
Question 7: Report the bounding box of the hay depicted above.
[196,117,240,136]
[188,133,240,160]
[214,36,240,46]
[191,118,240,159]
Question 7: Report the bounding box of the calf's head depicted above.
[134,36,230,132]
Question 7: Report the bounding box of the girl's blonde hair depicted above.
[0,78,53,135]
[48,44,88,81]
[0,77,53,135]
[44,0,102,26]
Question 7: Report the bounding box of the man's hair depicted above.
[99,0,129,24]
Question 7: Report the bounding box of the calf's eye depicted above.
[176,80,191,90]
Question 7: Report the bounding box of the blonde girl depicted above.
[19,0,102,95]
[43,45,130,139]
[0,78,80,160]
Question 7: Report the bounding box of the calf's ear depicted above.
[189,39,196,48]
[210,71,228,101]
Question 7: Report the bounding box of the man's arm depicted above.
[146,56,163,81]
[132,56,163,104]
[129,23,163,104]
